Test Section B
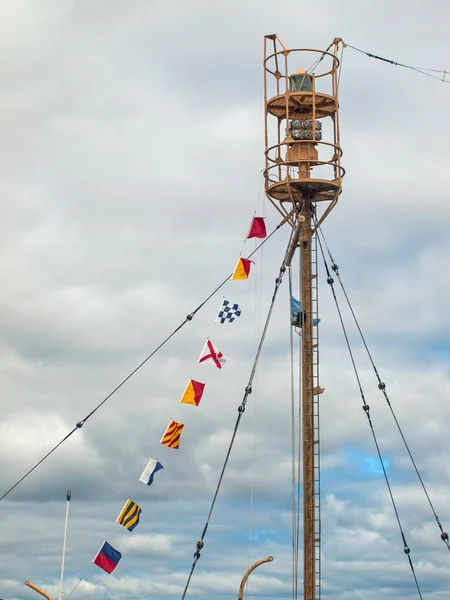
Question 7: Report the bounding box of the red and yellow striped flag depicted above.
[232,258,254,280]
[160,420,184,449]
[179,379,205,407]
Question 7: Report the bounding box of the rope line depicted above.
[315,231,423,599]
[180,226,297,600]
[0,225,282,502]
[343,41,450,84]
[316,226,450,552]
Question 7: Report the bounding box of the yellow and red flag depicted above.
[160,420,184,449]
[179,379,205,406]
[232,258,254,280]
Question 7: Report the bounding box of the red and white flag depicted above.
[198,339,226,369]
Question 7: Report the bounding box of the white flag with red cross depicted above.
[198,339,227,369]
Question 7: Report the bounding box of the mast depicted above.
[58,489,71,600]
[264,36,343,600]
[299,195,316,598]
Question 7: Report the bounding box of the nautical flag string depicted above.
[139,457,164,487]
[160,419,184,449]
[93,541,122,574]
[116,499,142,532]
[215,299,242,324]
[92,235,257,565]
[198,339,226,369]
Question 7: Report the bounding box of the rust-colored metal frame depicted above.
[263,35,343,230]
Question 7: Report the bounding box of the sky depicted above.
[1,1,450,599]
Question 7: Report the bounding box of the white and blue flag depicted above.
[139,457,164,487]
[215,299,242,324]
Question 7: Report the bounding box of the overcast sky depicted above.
[1,2,450,600]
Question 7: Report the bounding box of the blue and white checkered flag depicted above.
[215,299,242,324]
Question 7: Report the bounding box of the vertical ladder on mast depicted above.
[300,201,320,600]
[311,231,321,600]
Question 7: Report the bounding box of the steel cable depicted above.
[315,231,423,599]
[315,224,450,551]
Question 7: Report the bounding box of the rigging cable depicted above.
[66,576,84,600]
[288,266,298,600]
[307,40,335,74]
[295,362,302,600]
[289,263,302,600]
[284,217,305,600]
[337,42,344,90]
[246,210,266,595]
[180,225,297,600]
[315,230,423,599]
[0,224,282,502]
[316,225,450,552]
[343,41,450,84]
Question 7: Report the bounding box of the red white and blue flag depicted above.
[198,339,226,369]
[93,540,122,574]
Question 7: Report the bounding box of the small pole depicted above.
[59,489,71,600]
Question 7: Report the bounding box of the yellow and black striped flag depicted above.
[116,499,142,532]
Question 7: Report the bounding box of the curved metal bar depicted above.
[264,48,339,78]
[25,582,52,600]
[238,556,274,600]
